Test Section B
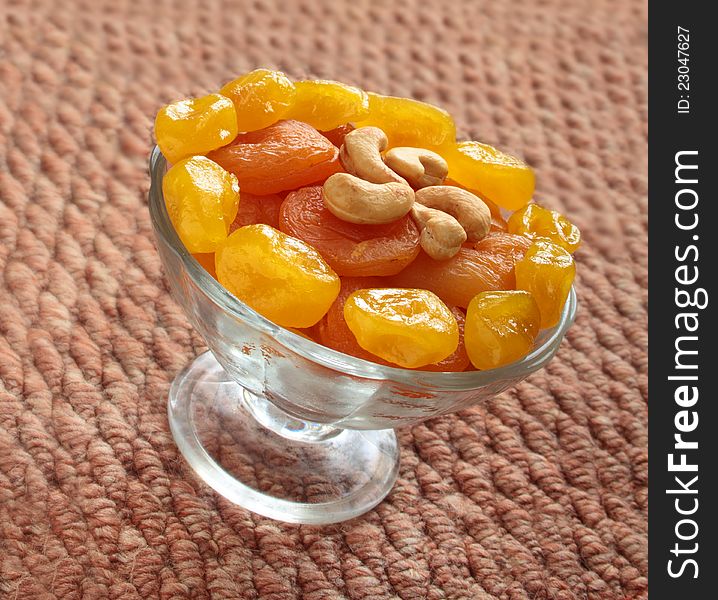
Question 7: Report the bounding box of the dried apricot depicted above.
[490,215,508,232]
[155,93,237,164]
[390,233,532,307]
[465,291,540,369]
[354,92,456,148]
[208,120,341,195]
[321,123,355,147]
[229,192,284,232]
[287,327,315,341]
[216,224,340,328]
[279,185,420,276]
[192,252,217,278]
[163,156,239,253]
[507,203,581,253]
[220,68,296,132]
[344,288,458,368]
[286,80,369,131]
[474,232,532,263]
[316,276,392,365]
[441,142,535,211]
[515,240,575,328]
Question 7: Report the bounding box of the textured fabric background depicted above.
[0,0,647,598]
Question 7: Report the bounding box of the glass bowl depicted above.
[148,146,577,524]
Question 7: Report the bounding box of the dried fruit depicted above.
[441,142,535,211]
[317,278,468,371]
[490,214,508,232]
[216,224,340,328]
[208,120,341,195]
[390,233,532,307]
[155,74,581,372]
[507,202,581,253]
[465,291,540,369]
[354,92,456,148]
[163,156,239,253]
[286,80,369,131]
[230,192,284,232]
[287,327,315,341]
[321,123,356,147]
[343,288,458,368]
[419,306,470,372]
[515,239,575,328]
[279,185,420,276]
[192,252,217,278]
[155,93,238,164]
[317,276,392,365]
[220,68,296,132]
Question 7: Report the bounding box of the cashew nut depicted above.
[415,186,491,242]
[411,203,466,260]
[322,173,415,224]
[384,147,449,189]
[339,127,407,185]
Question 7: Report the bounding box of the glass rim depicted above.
[148,145,577,390]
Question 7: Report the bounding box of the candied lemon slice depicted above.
[220,68,296,132]
[515,239,575,328]
[163,156,239,253]
[343,288,458,368]
[508,202,581,253]
[441,141,535,211]
[354,92,456,148]
[287,80,369,131]
[216,224,340,328]
[155,93,238,164]
[465,290,540,369]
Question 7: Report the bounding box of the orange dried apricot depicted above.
[507,203,581,253]
[208,120,341,195]
[279,185,420,276]
[163,156,239,253]
[155,93,238,164]
[220,68,296,132]
[321,123,355,147]
[465,291,540,369]
[343,288,458,368]
[440,141,535,211]
[317,276,393,365]
[287,327,315,341]
[490,215,508,232]
[474,232,532,264]
[354,92,456,148]
[286,80,369,131]
[515,239,575,328]
[216,224,340,328]
[229,192,284,232]
[390,233,532,307]
[192,252,217,278]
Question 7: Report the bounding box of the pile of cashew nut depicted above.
[322,126,492,260]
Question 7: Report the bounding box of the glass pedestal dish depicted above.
[149,146,577,524]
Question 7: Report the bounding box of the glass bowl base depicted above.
[167,351,400,524]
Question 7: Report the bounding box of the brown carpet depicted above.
[0,0,647,598]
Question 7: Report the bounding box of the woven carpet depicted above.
[0,0,647,598]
